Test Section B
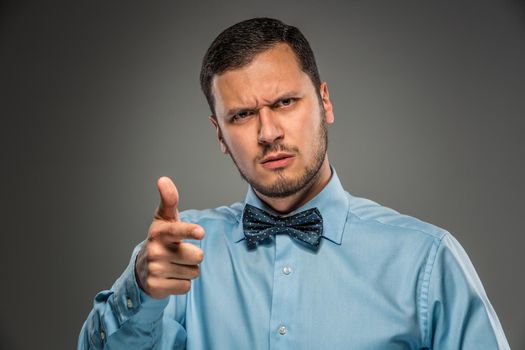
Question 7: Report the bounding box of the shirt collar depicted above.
[233,165,349,245]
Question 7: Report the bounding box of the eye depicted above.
[232,110,255,122]
[276,98,296,108]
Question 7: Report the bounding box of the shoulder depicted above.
[178,202,244,246]
[345,192,448,243]
[179,202,244,225]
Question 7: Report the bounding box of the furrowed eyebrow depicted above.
[268,92,299,107]
[225,92,301,117]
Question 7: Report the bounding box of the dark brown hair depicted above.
[200,17,322,114]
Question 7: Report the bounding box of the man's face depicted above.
[210,43,334,198]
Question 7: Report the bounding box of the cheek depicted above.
[295,112,321,146]
[225,130,256,160]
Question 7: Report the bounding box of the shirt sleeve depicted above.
[77,242,188,350]
[423,233,510,349]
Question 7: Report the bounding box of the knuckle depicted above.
[147,262,161,277]
[166,223,185,241]
[145,253,157,264]
[145,278,157,292]
[147,244,162,261]
[148,225,161,239]
[167,222,179,235]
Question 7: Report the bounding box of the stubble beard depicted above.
[224,115,328,198]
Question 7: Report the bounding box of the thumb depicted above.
[155,176,179,221]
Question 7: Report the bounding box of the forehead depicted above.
[211,43,313,116]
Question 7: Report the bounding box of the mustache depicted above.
[257,142,299,161]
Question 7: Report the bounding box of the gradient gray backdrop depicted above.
[1,0,524,349]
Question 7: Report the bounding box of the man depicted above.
[78,18,509,349]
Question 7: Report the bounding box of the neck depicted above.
[254,157,332,215]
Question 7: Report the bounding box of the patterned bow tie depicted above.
[242,204,323,249]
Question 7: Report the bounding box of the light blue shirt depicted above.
[78,167,509,349]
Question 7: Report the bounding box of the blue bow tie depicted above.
[242,204,323,249]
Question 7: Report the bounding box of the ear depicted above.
[319,82,334,124]
[208,115,229,154]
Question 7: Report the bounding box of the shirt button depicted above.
[278,325,288,335]
[100,330,106,341]
[282,266,292,275]
[126,298,134,309]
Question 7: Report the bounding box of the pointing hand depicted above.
[135,177,205,299]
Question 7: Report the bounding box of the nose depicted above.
[257,107,284,145]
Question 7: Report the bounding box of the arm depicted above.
[422,233,510,349]
[78,177,203,349]
[77,243,188,350]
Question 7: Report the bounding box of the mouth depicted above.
[260,153,295,169]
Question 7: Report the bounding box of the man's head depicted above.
[200,18,334,201]
[200,17,322,115]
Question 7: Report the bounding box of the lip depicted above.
[260,153,295,169]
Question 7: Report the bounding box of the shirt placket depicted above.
[268,232,297,349]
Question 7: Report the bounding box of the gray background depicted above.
[1,0,524,349]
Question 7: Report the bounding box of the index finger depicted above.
[150,221,205,243]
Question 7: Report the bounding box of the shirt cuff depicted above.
[138,283,170,320]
